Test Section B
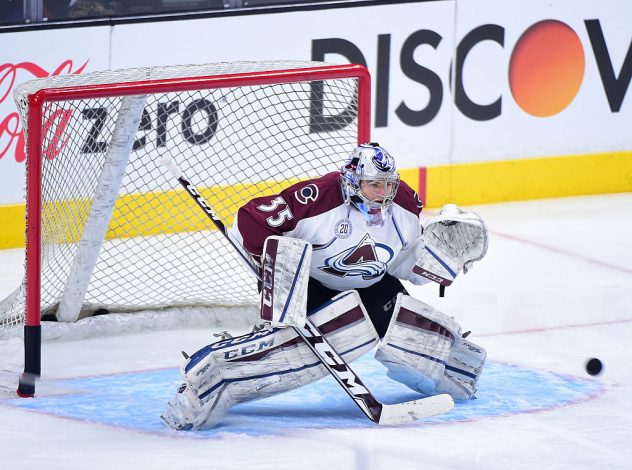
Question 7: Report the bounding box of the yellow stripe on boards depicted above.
[1,152,630,249]
[0,181,297,249]
[425,151,632,208]
[399,167,420,195]
[0,204,25,250]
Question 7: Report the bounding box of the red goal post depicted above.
[0,61,371,396]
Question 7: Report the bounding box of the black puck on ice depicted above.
[93,308,110,316]
[585,358,603,376]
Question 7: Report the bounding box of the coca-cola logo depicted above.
[0,60,88,162]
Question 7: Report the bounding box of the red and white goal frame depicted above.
[0,61,371,396]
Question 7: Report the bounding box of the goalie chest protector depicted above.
[232,172,423,290]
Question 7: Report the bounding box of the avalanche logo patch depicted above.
[294,184,319,205]
[334,218,352,239]
[319,234,394,279]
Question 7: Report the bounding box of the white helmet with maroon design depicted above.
[340,143,400,225]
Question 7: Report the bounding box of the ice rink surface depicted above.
[1,193,631,469]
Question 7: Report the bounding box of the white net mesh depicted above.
[0,60,361,336]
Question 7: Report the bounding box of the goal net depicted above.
[0,60,370,394]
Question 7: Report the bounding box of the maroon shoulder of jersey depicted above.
[394,180,424,216]
[236,172,344,257]
[280,171,343,222]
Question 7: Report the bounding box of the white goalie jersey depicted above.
[230,172,426,291]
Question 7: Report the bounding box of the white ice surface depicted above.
[1,194,631,469]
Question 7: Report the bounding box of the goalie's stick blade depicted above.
[378,393,454,425]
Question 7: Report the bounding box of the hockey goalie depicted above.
[161,143,488,430]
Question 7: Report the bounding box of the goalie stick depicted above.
[161,154,454,425]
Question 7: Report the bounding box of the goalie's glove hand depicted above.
[425,204,489,274]
[411,204,488,286]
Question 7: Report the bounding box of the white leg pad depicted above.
[438,338,487,400]
[375,294,486,400]
[161,290,379,430]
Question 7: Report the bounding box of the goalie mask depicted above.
[341,143,400,226]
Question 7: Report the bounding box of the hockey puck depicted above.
[585,358,603,376]
[93,308,110,316]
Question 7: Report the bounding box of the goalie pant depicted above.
[161,290,379,430]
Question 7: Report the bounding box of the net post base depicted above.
[17,324,41,397]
